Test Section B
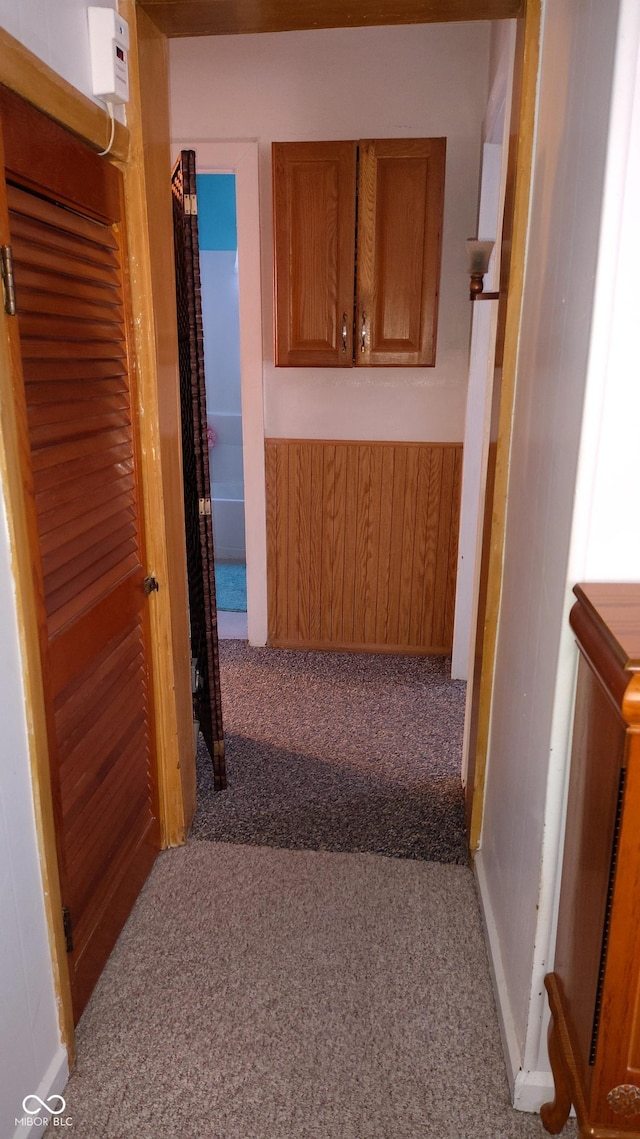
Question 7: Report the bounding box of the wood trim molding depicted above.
[138,0,525,37]
[119,0,195,843]
[467,0,542,851]
[0,24,128,162]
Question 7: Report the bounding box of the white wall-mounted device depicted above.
[87,7,130,104]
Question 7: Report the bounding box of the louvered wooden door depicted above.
[0,88,159,1021]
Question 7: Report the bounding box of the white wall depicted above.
[0,0,125,118]
[0,498,68,1137]
[451,136,506,682]
[569,0,640,584]
[454,23,517,684]
[170,23,490,445]
[0,3,120,1132]
[475,0,640,1112]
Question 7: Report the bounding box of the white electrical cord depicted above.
[97,100,115,157]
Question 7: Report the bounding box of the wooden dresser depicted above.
[542,583,640,1137]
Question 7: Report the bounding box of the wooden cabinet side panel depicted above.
[357,138,445,367]
[265,438,461,653]
[553,652,626,1098]
[591,732,640,1120]
[273,141,356,367]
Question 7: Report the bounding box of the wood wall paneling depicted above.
[266,440,462,654]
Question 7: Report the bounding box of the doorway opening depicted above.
[197,173,247,638]
[172,139,268,646]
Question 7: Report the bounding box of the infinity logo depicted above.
[22,1094,67,1116]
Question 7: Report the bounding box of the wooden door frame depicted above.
[465,0,542,850]
[0,0,540,1066]
[0,13,193,1061]
[170,137,268,647]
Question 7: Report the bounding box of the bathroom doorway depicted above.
[197,173,248,637]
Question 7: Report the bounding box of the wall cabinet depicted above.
[272,138,446,368]
[542,583,640,1138]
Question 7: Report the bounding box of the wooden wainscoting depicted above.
[265,439,462,654]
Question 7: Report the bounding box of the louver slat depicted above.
[29,411,131,449]
[15,265,124,310]
[25,378,128,405]
[8,183,120,247]
[38,475,135,540]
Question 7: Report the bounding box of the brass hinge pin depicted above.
[1,245,16,316]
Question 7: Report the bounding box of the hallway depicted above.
[55,842,574,1138]
[193,642,467,862]
[54,647,575,1137]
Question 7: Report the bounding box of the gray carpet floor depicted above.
[193,642,468,863]
[58,842,570,1138]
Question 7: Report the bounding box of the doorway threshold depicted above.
[217,610,248,639]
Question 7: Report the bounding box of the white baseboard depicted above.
[12,1044,69,1138]
[513,1067,556,1113]
[474,851,555,1114]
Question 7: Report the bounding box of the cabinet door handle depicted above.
[361,311,367,353]
[342,312,348,353]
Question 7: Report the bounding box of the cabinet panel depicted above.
[273,141,356,367]
[552,653,626,1097]
[272,138,445,368]
[542,584,640,1138]
[357,139,445,367]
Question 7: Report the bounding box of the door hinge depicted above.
[143,575,160,595]
[0,244,16,316]
[62,906,73,954]
[184,193,198,216]
[198,497,211,516]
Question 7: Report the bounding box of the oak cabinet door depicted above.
[356,138,445,368]
[273,141,356,367]
[272,138,445,368]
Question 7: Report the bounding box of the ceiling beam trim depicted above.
[137,0,524,38]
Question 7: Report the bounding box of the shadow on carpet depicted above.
[192,642,468,864]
